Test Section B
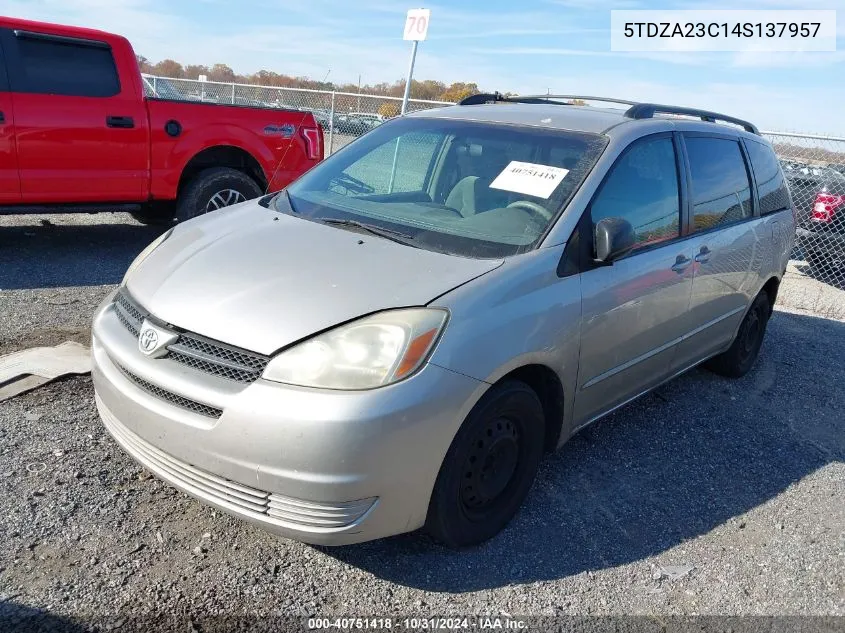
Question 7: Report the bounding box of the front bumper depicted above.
[92,295,486,545]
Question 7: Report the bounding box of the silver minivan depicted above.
[92,96,795,548]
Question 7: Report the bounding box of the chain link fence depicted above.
[760,131,845,316]
[142,75,449,155]
[142,75,844,314]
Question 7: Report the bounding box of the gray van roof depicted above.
[409,102,761,141]
[408,103,628,135]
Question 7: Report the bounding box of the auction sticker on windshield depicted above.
[489,161,570,199]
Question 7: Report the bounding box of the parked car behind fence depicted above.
[777,149,845,280]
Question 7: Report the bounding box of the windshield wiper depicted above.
[319,218,418,247]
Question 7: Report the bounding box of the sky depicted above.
[5,0,845,135]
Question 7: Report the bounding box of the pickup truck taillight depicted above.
[300,126,322,161]
[811,191,845,223]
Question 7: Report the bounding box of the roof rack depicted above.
[624,103,759,134]
[457,93,759,135]
[513,95,639,107]
[458,92,504,105]
[458,93,637,107]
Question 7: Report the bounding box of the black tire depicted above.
[425,380,545,548]
[175,167,262,223]
[705,292,770,378]
[130,202,175,226]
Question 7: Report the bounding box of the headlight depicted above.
[262,308,448,390]
[122,228,173,284]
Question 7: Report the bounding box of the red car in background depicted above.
[0,17,323,224]
[786,163,845,274]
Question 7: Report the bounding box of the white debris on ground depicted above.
[0,341,91,401]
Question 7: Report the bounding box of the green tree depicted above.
[378,102,400,118]
[184,64,210,80]
[440,82,480,103]
[136,55,153,73]
[151,59,185,78]
[413,79,446,100]
[208,63,236,83]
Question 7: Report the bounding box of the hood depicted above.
[126,202,503,355]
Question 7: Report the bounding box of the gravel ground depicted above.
[1,213,843,630]
[779,261,845,321]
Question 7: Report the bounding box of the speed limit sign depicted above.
[403,8,430,41]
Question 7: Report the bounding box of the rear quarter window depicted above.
[745,139,792,215]
[685,136,753,232]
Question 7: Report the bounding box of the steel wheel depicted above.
[737,305,763,365]
[426,380,545,548]
[705,291,770,378]
[460,416,520,516]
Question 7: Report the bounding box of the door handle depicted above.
[671,254,692,273]
[694,246,711,264]
[106,115,135,128]
[0,111,5,124]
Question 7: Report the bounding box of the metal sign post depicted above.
[400,41,419,116]
[392,9,431,192]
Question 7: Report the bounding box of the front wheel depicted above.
[705,292,770,378]
[176,167,262,223]
[425,380,545,548]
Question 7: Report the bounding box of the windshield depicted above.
[281,117,607,258]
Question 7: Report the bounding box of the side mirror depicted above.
[594,217,636,263]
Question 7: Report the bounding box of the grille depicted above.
[167,333,269,384]
[112,291,269,384]
[114,290,146,337]
[117,363,223,419]
[98,398,376,529]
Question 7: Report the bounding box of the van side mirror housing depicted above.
[594,217,636,263]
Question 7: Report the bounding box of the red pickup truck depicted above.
[0,17,323,224]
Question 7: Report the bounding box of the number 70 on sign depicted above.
[404,8,431,41]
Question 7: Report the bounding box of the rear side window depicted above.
[745,139,791,214]
[685,137,753,232]
[11,34,119,97]
[591,137,680,251]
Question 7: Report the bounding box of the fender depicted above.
[429,247,581,447]
[149,119,278,200]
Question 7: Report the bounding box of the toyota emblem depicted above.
[139,328,159,353]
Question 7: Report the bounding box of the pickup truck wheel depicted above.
[176,167,262,222]
[425,380,545,548]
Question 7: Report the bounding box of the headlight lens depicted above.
[262,308,448,390]
[122,228,173,284]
